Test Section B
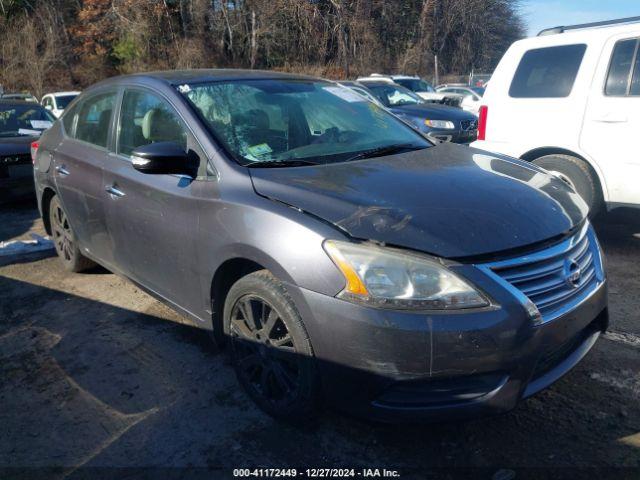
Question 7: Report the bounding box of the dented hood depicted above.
[249,143,588,259]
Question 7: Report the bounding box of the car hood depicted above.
[249,143,588,259]
[391,103,475,121]
[0,136,35,156]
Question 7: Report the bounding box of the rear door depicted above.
[103,86,206,314]
[52,90,116,264]
[580,34,640,205]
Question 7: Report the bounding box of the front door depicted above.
[103,87,205,317]
[580,35,640,206]
[53,90,116,264]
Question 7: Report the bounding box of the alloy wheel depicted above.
[230,295,301,406]
[51,203,74,262]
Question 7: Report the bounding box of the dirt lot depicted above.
[1,201,639,479]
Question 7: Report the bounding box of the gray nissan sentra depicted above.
[32,70,608,422]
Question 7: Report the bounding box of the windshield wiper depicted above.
[245,159,321,168]
[345,143,425,162]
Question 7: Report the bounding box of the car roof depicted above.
[45,91,81,97]
[512,21,640,50]
[359,81,398,88]
[338,80,366,87]
[90,69,322,90]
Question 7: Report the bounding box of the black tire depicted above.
[532,154,603,217]
[49,195,95,272]
[224,270,319,421]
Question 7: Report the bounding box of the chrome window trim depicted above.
[476,222,605,325]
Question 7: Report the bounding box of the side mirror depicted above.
[44,104,52,110]
[131,141,193,175]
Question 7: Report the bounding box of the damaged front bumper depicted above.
[284,275,607,423]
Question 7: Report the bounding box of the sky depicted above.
[521,0,639,37]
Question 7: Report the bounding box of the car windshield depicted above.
[0,104,55,137]
[55,94,78,109]
[181,79,431,166]
[394,78,436,93]
[367,84,424,107]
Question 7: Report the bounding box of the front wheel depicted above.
[224,270,319,421]
[49,195,95,272]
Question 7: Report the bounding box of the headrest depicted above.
[98,109,111,127]
[142,108,181,141]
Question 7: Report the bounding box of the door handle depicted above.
[105,185,126,197]
[55,165,70,176]
[594,114,628,123]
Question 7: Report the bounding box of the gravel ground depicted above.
[0,201,639,479]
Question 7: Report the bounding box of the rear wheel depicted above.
[531,154,603,217]
[224,270,319,421]
[49,195,95,272]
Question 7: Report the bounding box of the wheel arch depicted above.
[41,187,57,236]
[520,147,608,200]
[209,257,266,346]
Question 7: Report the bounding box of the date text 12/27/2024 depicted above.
[233,469,401,478]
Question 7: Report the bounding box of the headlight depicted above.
[424,119,455,129]
[323,240,489,310]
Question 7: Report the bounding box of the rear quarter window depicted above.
[605,38,640,96]
[509,44,587,98]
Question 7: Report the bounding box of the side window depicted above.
[118,90,187,157]
[605,39,639,96]
[42,97,51,109]
[509,44,587,98]
[75,91,117,148]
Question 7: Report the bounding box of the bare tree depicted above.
[0,0,524,93]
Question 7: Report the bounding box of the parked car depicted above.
[472,16,640,215]
[353,80,478,143]
[33,70,607,423]
[0,100,55,202]
[436,84,484,115]
[357,74,463,107]
[336,80,384,106]
[41,91,81,118]
[1,92,38,103]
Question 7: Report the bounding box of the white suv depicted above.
[472,17,640,214]
[41,91,80,118]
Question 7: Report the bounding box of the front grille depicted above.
[460,119,478,131]
[481,224,603,323]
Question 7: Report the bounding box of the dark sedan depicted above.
[0,100,55,203]
[354,81,478,144]
[33,70,607,423]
